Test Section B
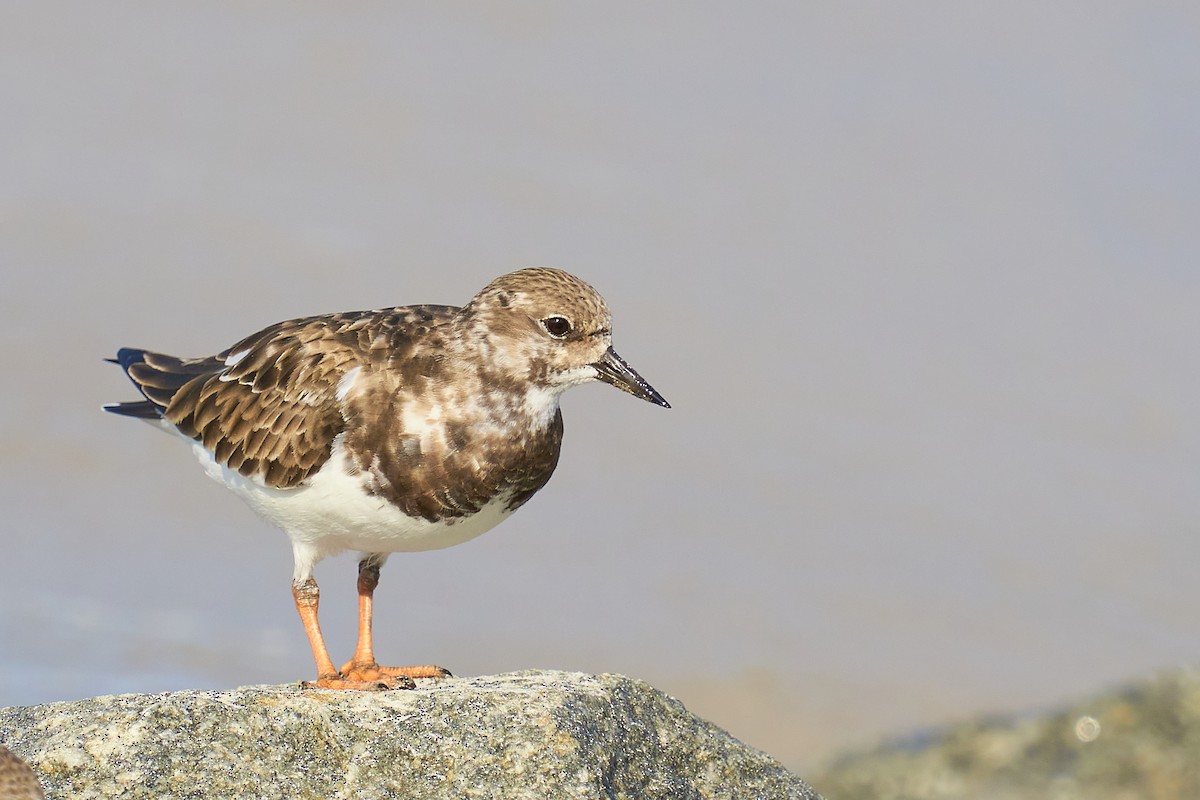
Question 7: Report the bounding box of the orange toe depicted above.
[340,660,453,681]
[301,672,416,691]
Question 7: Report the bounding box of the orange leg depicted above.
[338,557,452,683]
[292,578,338,679]
[292,576,415,691]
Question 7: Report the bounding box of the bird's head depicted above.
[464,268,670,412]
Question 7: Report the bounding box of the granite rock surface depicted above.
[0,670,818,800]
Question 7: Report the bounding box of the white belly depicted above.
[187,433,516,580]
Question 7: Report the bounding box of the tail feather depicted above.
[106,347,223,421]
[102,400,163,419]
[112,347,153,372]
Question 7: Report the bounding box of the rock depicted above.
[0,670,818,800]
[812,667,1200,800]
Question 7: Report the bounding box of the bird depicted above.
[0,746,45,800]
[105,267,669,690]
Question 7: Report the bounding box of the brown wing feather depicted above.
[147,307,459,489]
[156,315,365,488]
[115,303,563,510]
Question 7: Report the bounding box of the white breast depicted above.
[187,434,516,581]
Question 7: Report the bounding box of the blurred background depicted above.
[2,2,1198,773]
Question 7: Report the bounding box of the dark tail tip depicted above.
[102,401,162,419]
[106,349,164,418]
[110,348,149,373]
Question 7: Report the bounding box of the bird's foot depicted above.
[300,671,416,691]
[341,660,453,682]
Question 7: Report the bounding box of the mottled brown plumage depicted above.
[0,746,44,800]
[107,267,668,690]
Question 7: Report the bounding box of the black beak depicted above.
[591,347,670,408]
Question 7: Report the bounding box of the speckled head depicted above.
[465,267,669,408]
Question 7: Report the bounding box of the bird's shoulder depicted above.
[218,304,462,384]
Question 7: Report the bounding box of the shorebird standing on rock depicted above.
[106,268,669,690]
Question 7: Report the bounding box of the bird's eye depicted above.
[540,316,572,338]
